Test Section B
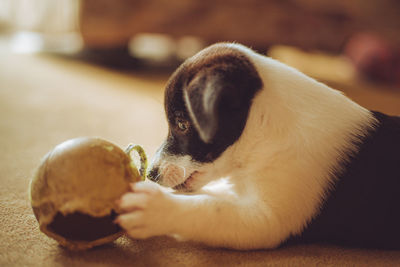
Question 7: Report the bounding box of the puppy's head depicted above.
[148,43,262,192]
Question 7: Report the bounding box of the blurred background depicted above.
[1,0,400,85]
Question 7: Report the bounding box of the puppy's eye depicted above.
[176,119,189,132]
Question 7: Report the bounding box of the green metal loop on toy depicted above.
[125,144,147,180]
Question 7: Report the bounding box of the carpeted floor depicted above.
[1,46,400,267]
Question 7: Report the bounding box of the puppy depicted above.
[116,43,400,250]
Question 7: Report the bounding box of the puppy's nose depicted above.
[147,167,160,182]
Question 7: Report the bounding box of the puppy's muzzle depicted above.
[147,163,187,188]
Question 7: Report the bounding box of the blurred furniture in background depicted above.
[79,0,400,85]
[1,0,399,84]
[80,0,400,53]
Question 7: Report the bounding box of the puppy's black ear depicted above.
[183,71,222,143]
[184,69,244,144]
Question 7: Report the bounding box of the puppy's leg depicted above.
[117,181,282,250]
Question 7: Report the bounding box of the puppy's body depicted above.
[292,111,400,249]
[117,43,400,250]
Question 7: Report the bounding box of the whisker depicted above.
[155,173,161,182]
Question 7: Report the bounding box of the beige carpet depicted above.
[1,46,400,267]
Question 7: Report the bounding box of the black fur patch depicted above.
[289,111,400,249]
[163,44,262,162]
[48,211,121,241]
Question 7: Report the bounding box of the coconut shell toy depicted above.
[29,137,147,250]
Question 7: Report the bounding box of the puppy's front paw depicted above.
[116,181,175,239]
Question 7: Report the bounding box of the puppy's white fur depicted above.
[118,43,376,249]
